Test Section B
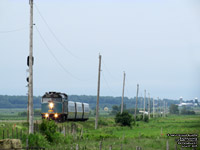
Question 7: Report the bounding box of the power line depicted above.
[123,76,132,98]
[35,25,82,81]
[34,3,80,59]
[0,27,27,33]
[102,59,120,80]
[101,71,118,96]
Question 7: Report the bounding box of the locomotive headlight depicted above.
[45,113,49,118]
[54,113,58,118]
[49,102,54,109]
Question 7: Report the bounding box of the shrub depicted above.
[115,111,133,126]
[169,104,179,114]
[98,119,108,126]
[39,119,58,143]
[144,115,149,122]
[27,133,49,148]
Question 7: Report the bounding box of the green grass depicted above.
[0,108,41,120]
[0,115,199,149]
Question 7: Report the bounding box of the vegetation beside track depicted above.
[0,115,199,149]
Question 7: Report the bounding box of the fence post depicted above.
[76,144,79,150]
[166,140,169,150]
[175,144,177,150]
[67,125,70,134]
[99,141,102,150]
[26,138,29,150]
[71,124,73,134]
[70,144,73,150]
[109,145,112,150]
[3,130,4,139]
[20,129,22,140]
[16,127,18,139]
[7,129,9,138]
[64,126,66,137]
[121,143,123,150]
[12,128,14,138]
[81,128,83,139]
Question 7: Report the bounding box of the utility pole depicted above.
[121,72,126,114]
[157,97,160,117]
[134,84,139,121]
[163,100,166,117]
[28,0,34,134]
[143,90,146,120]
[163,100,165,118]
[153,98,155,118]
[148,93,150,119]
[140,94,143,111]
[95,54,101,130]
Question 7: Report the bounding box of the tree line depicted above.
[0,95,180,109]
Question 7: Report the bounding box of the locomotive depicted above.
[41,92,89,122]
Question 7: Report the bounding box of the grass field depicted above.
[0,114,199,150]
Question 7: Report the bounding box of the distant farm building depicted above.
[139,111,148,114]
[177,97,199,107]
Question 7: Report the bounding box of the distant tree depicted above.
[143,115,149,122]
[169,104,179,114]
[181,106,196,115]
[115,111,133,126]
[181,106,187,115]
[125,108,139,115]
[111,105,120,115]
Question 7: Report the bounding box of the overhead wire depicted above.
[0,27,27,33]
[101,71,118,96]
[34,3,80,59]
[102,59,120,80]
[125,76,133,98]
[35,25,82,81]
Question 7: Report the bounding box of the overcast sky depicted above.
[0,0,200,100]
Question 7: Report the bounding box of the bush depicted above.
[98,119,108,126]
[115,112,133,127]
[181,106,196,115]
[169,104,179,114]
[27,133,49,147]
[39,119,58,143]
[144,115,149,122]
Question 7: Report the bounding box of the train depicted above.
[41,92,90,122]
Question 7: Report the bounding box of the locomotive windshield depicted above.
[42,98,62,103]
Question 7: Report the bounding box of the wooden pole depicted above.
[95,54,101,130]
[76,144,79,150]
[121,72,126,114]
[12,128,14,138]
[3,130,4,139]
[99,141,102,150]
[164,101,166,117]
[157,97,160,117]
[163,100,165,118]
[148,93,150,119]
[134,84,139,121]
[153,98,155,118]
[7,129,9,138]
[166,140,169,150]
[28,0,34,134]
[143,90,146,120]
[140,95,143,111]
[109,145,112,150]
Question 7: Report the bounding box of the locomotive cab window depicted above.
[42,98,62,103]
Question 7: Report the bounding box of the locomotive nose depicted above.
[49,102,54,109]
